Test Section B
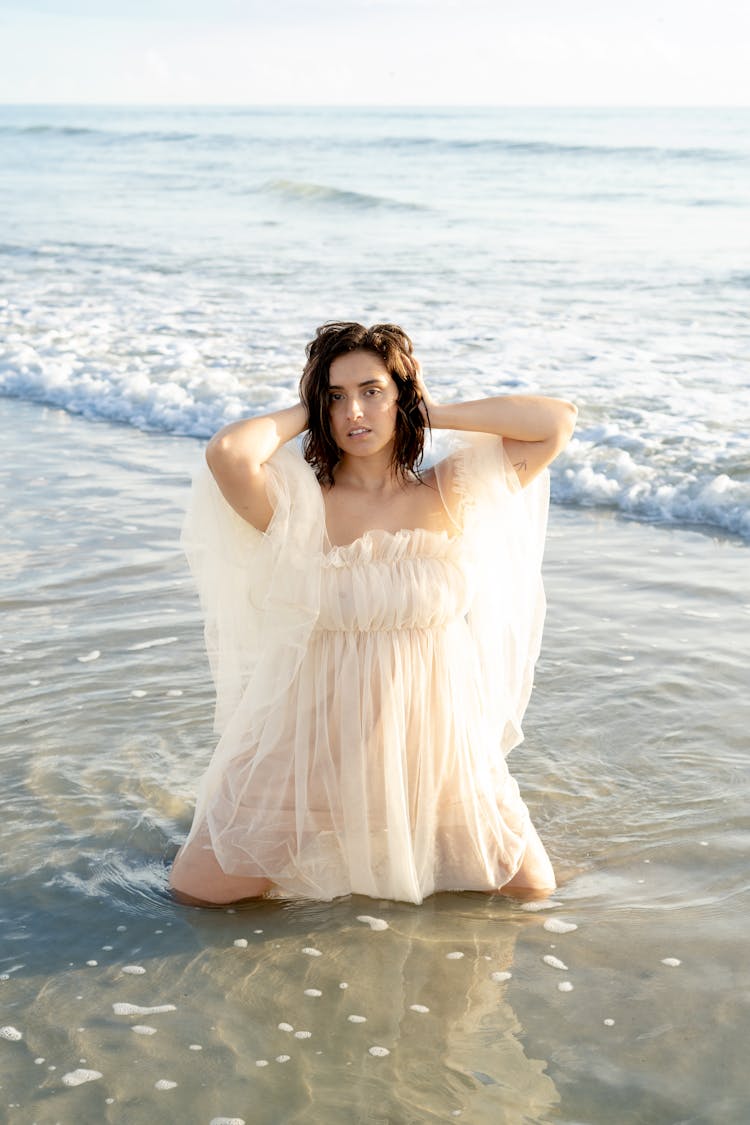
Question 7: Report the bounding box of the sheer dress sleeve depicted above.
[434,432,550,756]
[180,443,325,736]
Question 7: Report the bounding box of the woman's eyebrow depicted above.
[328,378,388,391]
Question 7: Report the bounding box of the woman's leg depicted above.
[169,833,272,906]
[499,822,556,899]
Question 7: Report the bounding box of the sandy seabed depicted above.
[1,397,749,1124]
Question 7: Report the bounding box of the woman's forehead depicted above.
[328,350,391,388]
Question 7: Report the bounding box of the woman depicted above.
[169,322,577,906]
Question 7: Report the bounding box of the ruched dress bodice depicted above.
[317,528,472,633]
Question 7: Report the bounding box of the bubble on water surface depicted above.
[339,982,349,989]
[112,1003,176,1016]
[490,971,512,982]
[304,989,322,997]
[301,947,322,957]
[77,650,100,663]
[520,900,563,912]
[368,1046,390,1057]
[294,1030,312,1039]
[278,1022,294,1032]
[543,919,578,934]
[558,981,574,992]
[0,1026,22,1040]
[189,1044,203,1050]
[275,1055,290,1063]
[122,965,146,974]
[356,915,389,931]
[348,1015,367,1023]
[131,1025,157,1036]
[211,1118,246,1125]
[233,939,248,948]
[155,1079,178,1090]
[604,1019,615,1026]
[62,1069,102,1086]
[409,1004,430,1013]
[446,951,464,960]
[543,955,568,971]
[661,957,682,967]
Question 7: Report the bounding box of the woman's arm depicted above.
[205,402,308,530]
[417,367,577,487]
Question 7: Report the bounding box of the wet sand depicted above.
[1,397,749,1124]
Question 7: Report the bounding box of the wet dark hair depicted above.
[300,321,428,486]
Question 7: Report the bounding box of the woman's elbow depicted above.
[557,400,578,445]
[205,430,230,471]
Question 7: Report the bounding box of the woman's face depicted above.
[327,350,400,456]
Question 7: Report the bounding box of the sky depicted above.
[0,0,748,106]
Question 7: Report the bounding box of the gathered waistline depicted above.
[312,620,460,635]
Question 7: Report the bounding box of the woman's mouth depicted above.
[347,427,371,437]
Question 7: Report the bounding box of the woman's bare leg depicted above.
[169,835,272,906]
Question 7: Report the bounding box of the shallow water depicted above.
[2,397,749,1123]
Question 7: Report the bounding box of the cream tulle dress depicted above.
[180,432,549,904]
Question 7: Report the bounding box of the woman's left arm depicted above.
[417,366,577,487]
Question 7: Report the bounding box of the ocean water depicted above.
[2,106,750,1124]
[1,104,749,538]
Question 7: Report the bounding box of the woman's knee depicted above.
[500,828,556,897]
[169,841,271,905]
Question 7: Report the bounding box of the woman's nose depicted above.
[348,398,364,420]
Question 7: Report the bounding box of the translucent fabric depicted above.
[181,433,550,903]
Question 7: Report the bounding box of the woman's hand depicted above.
[412,358,436,421]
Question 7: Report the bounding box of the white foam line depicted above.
[76,650,100,663]
[129,637,178,651]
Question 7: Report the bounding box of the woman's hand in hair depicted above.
[412,359,435,422]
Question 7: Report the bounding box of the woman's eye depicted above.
[365,388,380,396]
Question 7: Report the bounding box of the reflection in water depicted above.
[1,863,560,1124]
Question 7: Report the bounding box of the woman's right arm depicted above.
[205,402,308,531]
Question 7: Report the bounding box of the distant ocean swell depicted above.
[2,123,747,166]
